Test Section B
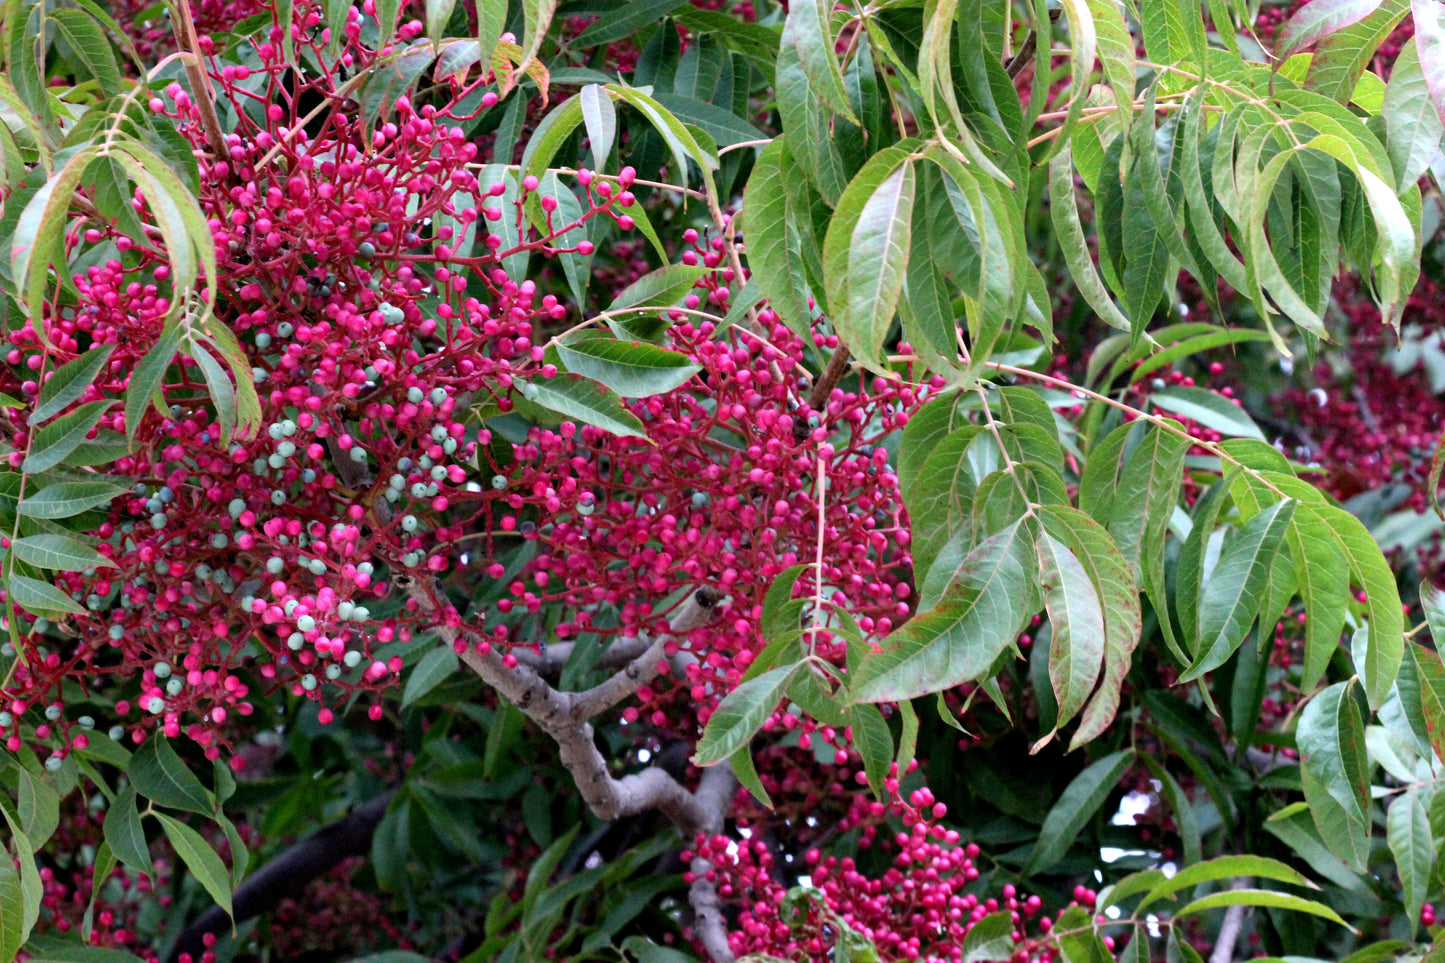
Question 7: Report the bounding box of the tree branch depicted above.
[167,790,396,963]
[1208,878,1253,963]
[403,579,737,961]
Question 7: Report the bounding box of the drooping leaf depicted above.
[402,646,459,707]
[1298,681,1372,871]
[1382,39,1445,192]
[103,786,151,878]
[1037,530,1106,732]
[128,736,216,816]
[1037,507,1142,750]
[1148,387,1266,440]
[849,702,894,799]
[8,574,85,618]
[1025,750,1133,873]
[825,155,916,369]
[1323,505,1403,709]
[16,768,58,848]
[154,813,233,925]
[579,84,616,170]
[1183,498,1295,681]
[848,520,1037,704]
[743,137,819,343]
[780,0,858,125]
[1388,788,1433,935]
[694,663,806,765]
[1412,0,1445,127]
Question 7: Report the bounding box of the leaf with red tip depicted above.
[1276,0,1387,60]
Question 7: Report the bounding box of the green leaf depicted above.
[1388,788,1433,935]
[23,399,114,475]
[0,805,40,944]
[402,645,459,707]
[103,786,151,877]
[8,574,84,618]
[17,481,124,522]
[848,702,893,799]
[961,911,1015,963]
[13,149,97,334]
[1039,506,1142,750]
[760,564,809,644]
[1414,0,1445,134]
[730,744,771,807]
[83,841,118,940]
[1103,422,1188,662]
[572,0,689,45]
[1298,681,1372,871]
[826,156,915,369]
[22,936,149,962]
[1382,39,1445,192]
[1139,0,1207,65]
[1137,854,1315,909]
[153,813,233,925]
[653,93,767,147]
[1404,640,1445,765]
[780,0,857,125]
[1174,889,1351,930]
[579,84,616,170]
[1306,0,1408,102]
[693,663,805,765]
[128,735,215,816]
[1323,505,1403,709]
[745,136,814,341]
[122,319,185,445]
[32,347,114,423]
[520,375,647,440]
[1050,147,1132,333]
[1276,0,1389,60]
[1148,387,1265,440]
[215,810,247,890]
[51,8,122,96]
[605,264,708,317]
[424,0,455,40]
[1141,756,1202,865]
[848,520,1037,704]
[16,767,59,846]
[0,859,22,963]
[1037,531,1106,731]
[1183,499,1295,680]
[12,534,113,572]
[556,338,700,398]
[1025,750,1133,873]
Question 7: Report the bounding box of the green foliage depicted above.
[11,0,1445,959]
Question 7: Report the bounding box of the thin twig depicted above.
[808,346,853,411]
[1208,879,1254,963]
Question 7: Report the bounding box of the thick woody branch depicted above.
[404,579,736,961]
[569,635,668,719]
[512,636,653,675]
[168,791,396,963]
